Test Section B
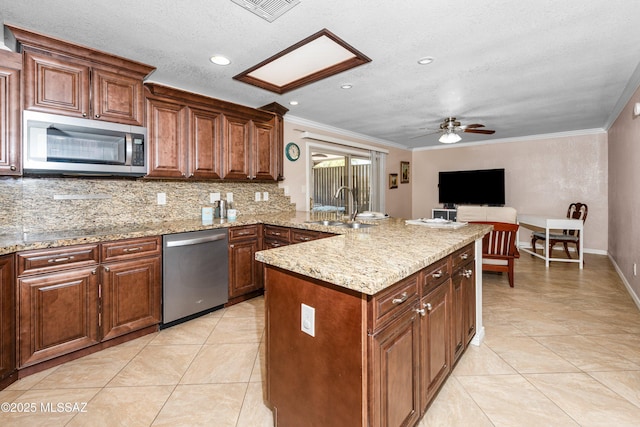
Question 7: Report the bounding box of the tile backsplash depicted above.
[1,177,295,234]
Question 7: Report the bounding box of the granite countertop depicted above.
[0,212,491,295]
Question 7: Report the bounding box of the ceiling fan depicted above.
[415,117,496,143]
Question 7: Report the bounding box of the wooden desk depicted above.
[517,214,584,269]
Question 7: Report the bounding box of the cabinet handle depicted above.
[300,237,311,241]
[237,232,250,236]
[47,256,74,263]
[94,114,101,118]
[432,270,442,279]
[91,269,97,275]
[416,308,426,317]
[230,244,234,248]
[82,112,87,117]
[104,266,110,272]
[460,253,469,260]
[424,302,433,312]
[123,247,141,252]
[10,165,16,171]
[392,292,409,304]
[461,269,473,278]
[247,175,252,179]
[273,232,281,236]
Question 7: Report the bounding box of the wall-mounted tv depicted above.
[438,168,505,206]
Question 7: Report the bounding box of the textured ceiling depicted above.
[3,0,640,149]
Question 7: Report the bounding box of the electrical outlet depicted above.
[157,193,166,205]
[255,192,261,202]
[210,192,220,203]
[263,191,269,201]
[283,186,289,196]
[301,303,315,337]
[226,192,234,203]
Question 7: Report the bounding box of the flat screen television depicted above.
[438,168,505,206]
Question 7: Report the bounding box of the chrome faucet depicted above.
[334,186,358,221]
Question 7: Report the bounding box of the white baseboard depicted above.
[518,242,607,256]
[608,255,640,312]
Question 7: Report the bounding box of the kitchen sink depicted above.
[305,220,376,229]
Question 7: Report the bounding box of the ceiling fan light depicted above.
[439,132,461,144]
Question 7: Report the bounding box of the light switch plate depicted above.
[226,192,233,203]
[255,192,261,202]
[301,303,315,337]
[263,191,269,201]
[157,193,166,205]
[210,192,220,203]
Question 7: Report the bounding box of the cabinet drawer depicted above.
[369,273,419,331]
[263,225,290,242]
[101,237,161,262]
[422,258,451,296]
[451,244,474,269]
[17,244,99,276]
[229,225,260,242]
[263,238,289,249]
[291,229,323,244]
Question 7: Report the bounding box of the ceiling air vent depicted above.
[231,0,301,22]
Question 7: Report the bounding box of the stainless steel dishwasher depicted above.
[162,229,229,327]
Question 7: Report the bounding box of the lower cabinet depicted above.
[0,254,16,388]
[228,225,263,301]
[16,237,161,369]
[451,246,475,365]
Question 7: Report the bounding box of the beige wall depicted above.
[411,133,609,253]
[280,121,413,219]
[608,87,640,301]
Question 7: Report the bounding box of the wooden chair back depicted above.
[471,221,520,287]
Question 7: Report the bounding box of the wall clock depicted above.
[286,142,300,161]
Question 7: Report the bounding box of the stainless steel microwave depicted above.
[23,111,147,176]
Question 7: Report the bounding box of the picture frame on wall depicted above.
[389,173,398,189]
[401,161,410,183]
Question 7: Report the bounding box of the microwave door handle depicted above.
[125,133,133,166]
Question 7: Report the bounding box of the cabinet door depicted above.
[0,254,16,384]
[146,97,188,178]
[222,114,251,180]
[419,280,451,409]
[18,267,99,367]
[91,68,144,125]
[188,107,223,179]
[23,50,91,117]
[228,239,262,298]
[370,307,420,427]
[0,51,21,176]
[252,119,277,181]
[463,262,476,347]
[451,269,465,364]
[101,257,161,341]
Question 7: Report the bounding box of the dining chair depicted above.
[470,221,520,287]
[530,202,588,259]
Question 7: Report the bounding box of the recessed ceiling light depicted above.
[210,55,231,66]
[289,100,299,106]
[417,56,434,65]
[341,84,352,89]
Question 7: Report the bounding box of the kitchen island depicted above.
[255,218,491,427]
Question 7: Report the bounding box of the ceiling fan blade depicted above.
[463,129,495,134]
[461,123,485,129]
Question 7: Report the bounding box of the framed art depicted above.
[401,161,410,183]
[389,173,398,189]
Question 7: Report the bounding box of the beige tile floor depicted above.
[1,253,640,426]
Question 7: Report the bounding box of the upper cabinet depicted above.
[0,50,22,176]
[7,25,155,126]
[145,83,286,181]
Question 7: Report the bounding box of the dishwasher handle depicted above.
[165,233,227,248]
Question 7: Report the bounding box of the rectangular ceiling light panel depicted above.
[231,0,301,23]
[234,29,372,94]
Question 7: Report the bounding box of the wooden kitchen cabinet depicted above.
[0,50,22,176]
[419,262,451,409]
[263,224,291,248]
[0,254,16,388]
[222,113,279,181]
[16,237,162,370]
[18,265,99,368]
[145,84,224,179]
[228,225,263,303]
[10,25,154,125]
[451,244,475,365]
[101,237,162,341]
[369,275,421,427]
